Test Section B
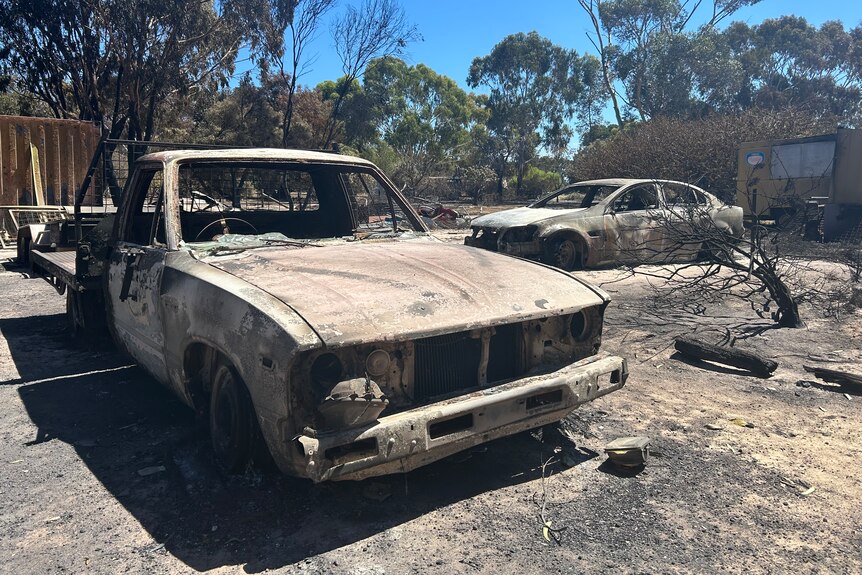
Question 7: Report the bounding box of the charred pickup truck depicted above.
[27,148,627,482]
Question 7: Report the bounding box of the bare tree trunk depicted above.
[326,0,420,148]
[322,92,346,149]
[763,272,803,327]
[577,0,624,126]
[282,75,297,147]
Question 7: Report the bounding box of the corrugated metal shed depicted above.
[0,115,100,206]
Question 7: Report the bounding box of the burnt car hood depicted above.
[207,240,607,347]
[472,206,588,229]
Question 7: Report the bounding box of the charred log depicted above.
[803,365,862,393]
[674,335,778,377]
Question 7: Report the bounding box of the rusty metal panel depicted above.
[736,135,836,216]
[0,115,99,206]
[833,127,862,206]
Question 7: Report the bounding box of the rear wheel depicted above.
[66,290,108,341]
[209,359,258,473]
[16,235,30,267]
[697,241,718,262]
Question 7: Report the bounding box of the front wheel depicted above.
[545,238,583,271]
[209,359,258,473]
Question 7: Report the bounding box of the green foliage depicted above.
[581,123,620,146]
[453,164,497,204]
[322,0,421,147]
[519,166,562,198]
[0,77,51,116]
[468,31,601,194]
[580,3,862,124]
[316,76,368,146]
[580,0,761,120]
[360,57,483,192]
[361,141,401,178]
[718,17,862,121]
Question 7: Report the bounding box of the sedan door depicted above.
[661,182,710,261]
[602,183,665,263]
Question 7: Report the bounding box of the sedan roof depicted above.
[566,178,698,188]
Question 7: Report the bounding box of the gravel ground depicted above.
[1,243,860,574]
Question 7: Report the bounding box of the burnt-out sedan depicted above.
[48,148,627,483]
[466,179,744,270]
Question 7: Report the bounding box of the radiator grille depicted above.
[413,324,524,402]
[414,332,481,401]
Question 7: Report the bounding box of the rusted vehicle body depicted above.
[466,179,744,270]
[29,149,627,482]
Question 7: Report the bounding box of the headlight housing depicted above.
[302,349,390,431]
[503,225,538,243]
[365,349,391,377]
[570,310,589,340]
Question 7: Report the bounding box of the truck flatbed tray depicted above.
[30,250,79,291]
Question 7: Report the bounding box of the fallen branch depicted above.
[803,365,862,393]
[674,335,778,377]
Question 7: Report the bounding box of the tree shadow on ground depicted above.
[11,315,594,572]
[0,314,128,386]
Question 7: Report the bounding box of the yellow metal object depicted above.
[30,143,44,206]
[604,436,651,467]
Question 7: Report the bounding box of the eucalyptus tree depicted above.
[323,0,421,147]
[467,31,600,195]
[576,0,760,121]
[258,0,338,146]
[721,16,862,122]
[0,0,294,142]
[361,57,483,193]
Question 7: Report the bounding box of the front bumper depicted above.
[499,239,542,257]
[465,230,542,258]
[293,353,627,482]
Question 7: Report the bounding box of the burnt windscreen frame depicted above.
[529,184,622,209]
[124,168,168,246]
[340,167,426,233]
[178,161,332,212]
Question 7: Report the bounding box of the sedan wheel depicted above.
[549,238,580,271]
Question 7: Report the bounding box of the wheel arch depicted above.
[180,336,269,412]
[182,340,219,414]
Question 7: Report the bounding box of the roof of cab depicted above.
[134,147,375,167]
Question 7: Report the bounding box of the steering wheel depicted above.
[194,217,259,241]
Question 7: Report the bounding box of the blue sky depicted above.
[255,0,862,91]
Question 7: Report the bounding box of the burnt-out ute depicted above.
[29,149,627,482]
